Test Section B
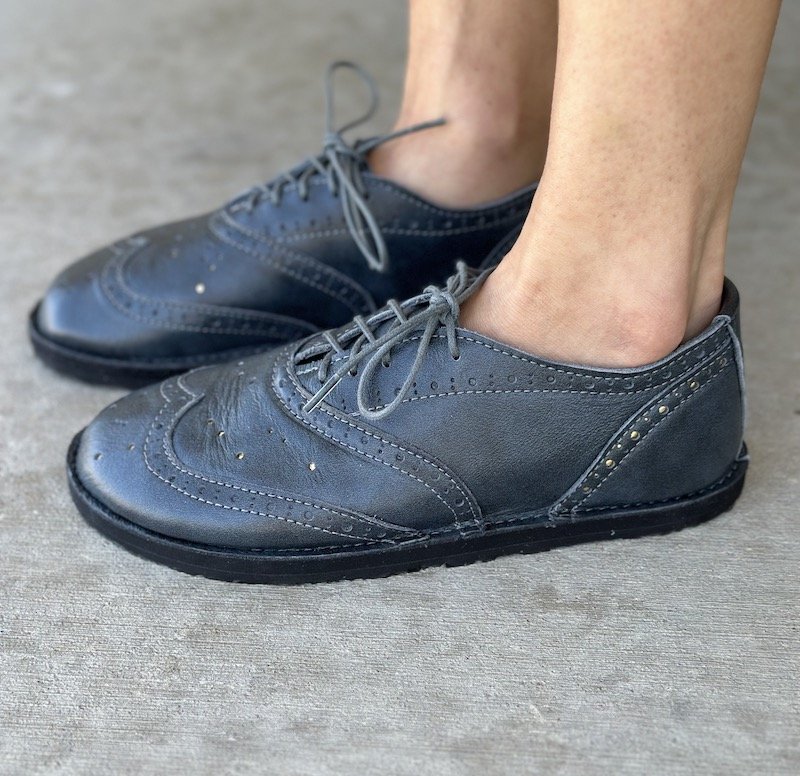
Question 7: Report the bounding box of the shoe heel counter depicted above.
[554,327,746,515]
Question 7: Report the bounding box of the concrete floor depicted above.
[1,1,798,773]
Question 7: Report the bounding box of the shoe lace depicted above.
[300,262,483,421]
[233,61,444,272]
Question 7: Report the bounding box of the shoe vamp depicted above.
[76,354,421,550]
[168,351,457,536]
[122,215,274,311]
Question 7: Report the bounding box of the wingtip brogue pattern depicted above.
[67,270,748,583]
[31,62,536,387]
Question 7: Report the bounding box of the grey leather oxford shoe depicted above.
[68,265,748,583]
[30,62,534,387]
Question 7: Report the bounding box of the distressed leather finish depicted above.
[74,273,747,556]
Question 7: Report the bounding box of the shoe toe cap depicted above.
[73,377,243,547]
[34,232,206,363]
[35,248,121,353]
[72,367,376,551]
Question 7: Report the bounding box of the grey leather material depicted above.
[74,272,746,554]
[32,61,536,384]
[35,177,533,364]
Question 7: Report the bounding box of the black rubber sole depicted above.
[67,431,748,585]
[28,303,275,389]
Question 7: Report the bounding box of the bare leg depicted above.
[370,0,558,207]
[462,0,781,367]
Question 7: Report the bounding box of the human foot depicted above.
[30,63,534,388]
[459,249,725,369]
[368,120,545,209]
[68,265,747,583]
[367,0,555,208]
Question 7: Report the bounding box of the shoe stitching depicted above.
[244,180,533,243]
[296,328,727,390]
[215,211,374,314]
[273,228,351,242]
[284,309,726,527]
[488,456,742,528]
[453,331,728,381]
[282,362,469,524]
[111,241,296,321]
[553,345,732,513]
[144,384,352,535]
[355,387,662,413]
[140,378,399,543]
[100,241,313,338]
[161,406,393,528]
[259,518,489,552]
[278,357,479,525]
[573,457,743,515]
[216,212,372,312]
[295,353,666,396]
[244,174,533,221]
[123,453,743,553]
[371,178,534,217]
[570,359,732,509]
[102,263,297,337]
[275,224,525,241]
[166,373,415,536]
[138,356,734,549]
[213,221,367,315]
[74,440,387,553]
[213,539,385,553]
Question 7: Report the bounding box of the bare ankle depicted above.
[460,240,725,369]
[368,122,544,207]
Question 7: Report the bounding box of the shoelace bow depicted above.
[235,61,444,272]
[301,262,483,421]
